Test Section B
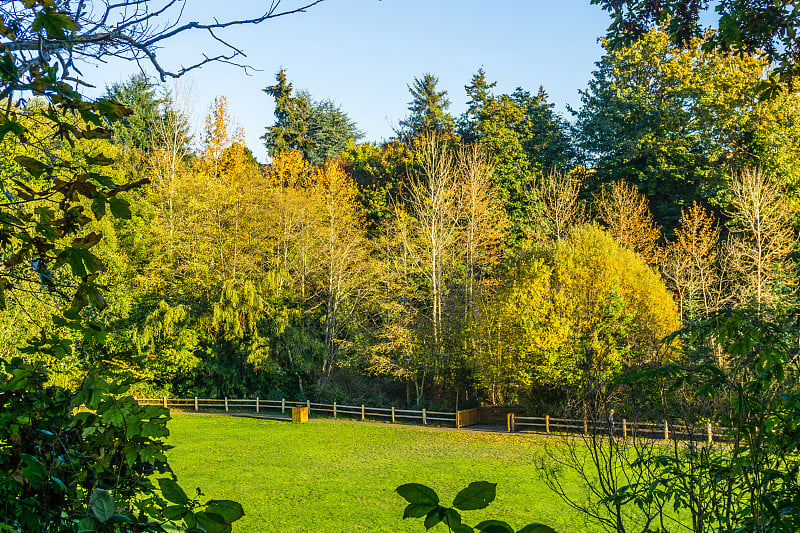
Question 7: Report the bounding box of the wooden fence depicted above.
[134,397,730,443]
[508,414,730,443]
[134,397,457,427]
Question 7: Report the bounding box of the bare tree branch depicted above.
[0,0,326,84]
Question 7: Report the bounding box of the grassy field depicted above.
[164,415,590,532]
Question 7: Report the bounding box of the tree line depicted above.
[2,26,798,418]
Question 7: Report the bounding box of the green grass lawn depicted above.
[164,414,590,532]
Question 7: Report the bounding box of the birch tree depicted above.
[726,168,795,308]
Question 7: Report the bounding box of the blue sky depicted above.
[85,1,612,162]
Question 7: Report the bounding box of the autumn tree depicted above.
[263,149,318,298]
[185,97,266,285]
[526,170,585,244]
[479,225,680,409]
[372,135,461,406]
[371,208,428,407]
[661,202,723,319]
[594,180,661,264]
[407,135,460,356]
[314,161,374,387]
[148,82,194,260]
[726,168,795,308]
[457,143,508,326]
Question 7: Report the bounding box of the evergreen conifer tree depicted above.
[262,68,310,158]
[399,73,455,136]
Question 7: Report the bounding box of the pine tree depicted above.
[262,68,309,158]
[399,73,455,136]
[459,68,496,141]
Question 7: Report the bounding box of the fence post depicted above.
[256,397,260,414]
[422,408,427,425]
[307,399,311,414]
[664,420,669,440]
[623,419,627,439]
[163,396,167,409]
[391,406,396,423]
[508,413,515,433]
[281,398,285,414]
[361,404,365,420]
[707,422,713,443]
[546,415,550,434]
[194,397,198,412]
[224,397,228,412]
[583,416,588,435]
[333,402,337,418]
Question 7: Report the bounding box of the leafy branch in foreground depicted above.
[0,360,244,532]
[396,481,556,533]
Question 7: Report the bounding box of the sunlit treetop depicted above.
[592,0,800,94]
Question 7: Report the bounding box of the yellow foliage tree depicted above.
[182,96,267,285]
[478,225,680,405]
[594,180,662,264]
[661,202,722,318]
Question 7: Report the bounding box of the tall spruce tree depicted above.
[399,73,455,136]
[459,68,496,142]
[262,68,310,158]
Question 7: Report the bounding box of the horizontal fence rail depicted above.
[134,397,457,427]
[510,414,731,443]
[133,397,730,443]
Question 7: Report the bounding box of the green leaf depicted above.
[424,508,443,530]
[14,156,51,177]
[475,520,515,533]
[195,512,231,533]
[90,489,115,523]
[91,195,106,220]
[403,503,437,519]
[444,508,463,528]
[64,248,104,277]
[396,483,439,506]
[82,127,112,140]
[76,517,98,533]
[86,153,115,166]
[21,454,47,487]
[164,505,188,521]
[73,232,102,248]
[95,99,133,120]
[517,524,558,533]
[453,481,497,511]
[108,196,131,219]
[205,500,244,523]
[32,9,79,40]
[184,511,198,530]
[158,478,190,505]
